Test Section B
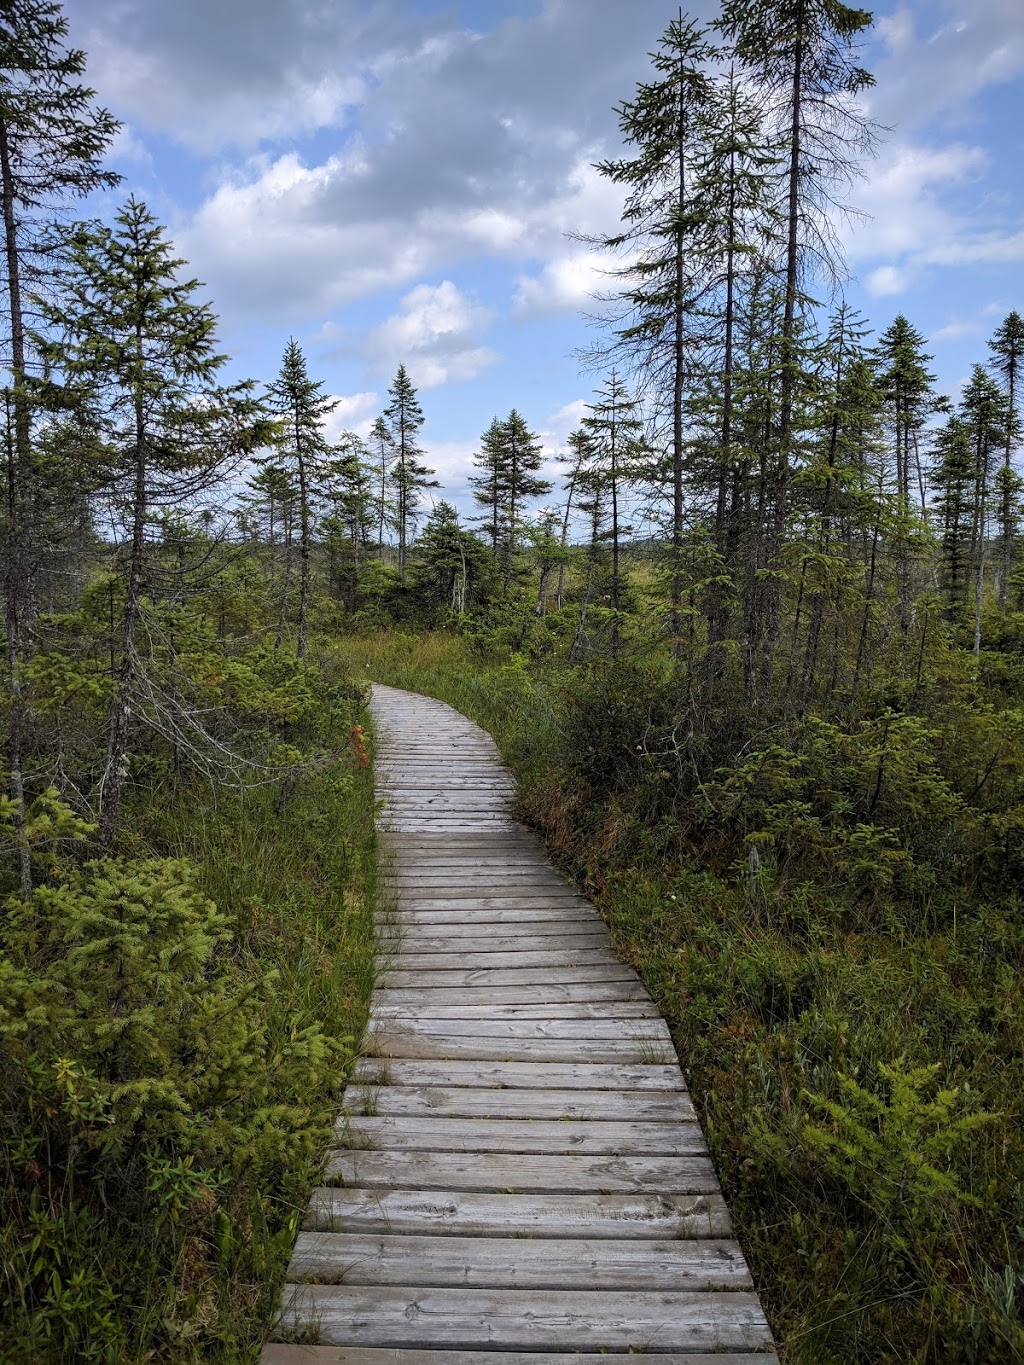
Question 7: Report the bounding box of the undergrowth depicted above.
[0,655,377,1363]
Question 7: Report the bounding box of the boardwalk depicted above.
[262,684,775,1362]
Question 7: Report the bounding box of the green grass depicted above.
[336,628,1024,1365]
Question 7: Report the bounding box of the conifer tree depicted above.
[718,0,877,671]
[498,409,549,595]
[581,371,643,655]
[322,432,375,611]
[932,416,976,624]
[959,365,1007,661]
[382,365,436,583]
[989,311,1024,607]
[0,0,120,893]
[411,501,493,616]
[267,339,337,658]
[470,415,508,555]
[368,414,396,555]
[589,14,717,640]
[37,197,266,843]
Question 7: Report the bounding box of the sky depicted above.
[60,0,1024,516]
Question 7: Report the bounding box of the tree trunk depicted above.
[0,116,33,896]
[100,399,147,848]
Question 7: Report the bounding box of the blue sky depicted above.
[62,0,1024,515]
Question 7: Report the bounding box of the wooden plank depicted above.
[379,925,602,944]
[352,1060,684,1090]
[336,1116,706,1155]
[304,1187,730,1238]
[263,1349,775,1364]
[380,966,638,988]
[341,1086,696,1122]
[325,1150,718,1193]
[275,1285,771,1352]
[370,1001,660,1020]
[368,1018,670,1041]
[378,907,597,923]
[285,1232,752,1289]
[379,949,620,971]
[373,981,652,1005]
[365,1035,675,1064]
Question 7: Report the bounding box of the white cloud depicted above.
[325,391,380,442]
[514,250,612,317]
[366,281,498,389]
[865,264,914,297]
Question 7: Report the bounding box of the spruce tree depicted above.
[717,0,878,673]
[581,371,643,655]
[988,311,1024,607]
[498,409,549,595]
[589,14,717,641]
[37,197,265,843]
[382,365,436,583]
[368,414,396,556]
[959,365,1007,661]
[470,415,508,555]
[267,339,337,658]
[0,0,120,893]
[932,416,976,625]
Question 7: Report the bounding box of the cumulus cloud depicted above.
[366,281,498,389]
[514,250,613,317]
[325,392,380,442]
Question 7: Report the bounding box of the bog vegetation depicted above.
[1,1,1023,1362]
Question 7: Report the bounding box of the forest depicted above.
[1,0,1023,1361]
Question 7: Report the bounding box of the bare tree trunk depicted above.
[295,409,311,660]
[1,117,33,896]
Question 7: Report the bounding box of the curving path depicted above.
[262,683,776,1362]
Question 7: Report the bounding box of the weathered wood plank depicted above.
[373,981,652,1005]
[380,965,638,988]
[352,1059,684,1090]
[379,928,604,947]
[379,948,620,971]
[275,1285,772,1352]
[336,1116,704,1155]
[304,1186,730,1238]
[325,1149,718,1193]
[370,1000,660,1020]
[341,1085,696,1122]
[286,1231,752,1289]
[368,1018,670,1040]
[262,1349,775,1364]
[365,1035,675,1063]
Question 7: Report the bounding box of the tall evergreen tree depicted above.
[469,415,507,555]
[589,15,717,642]
[581,371,643,655]
[0,0,120,893]
[718,0,877,675]
[498,409,549,595]
[267,339,336,658]
[989,310,1024,607]
[959,365,1007,662]
[37,197,265,843]
[368,414,396,555]
[382,365,436,583]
